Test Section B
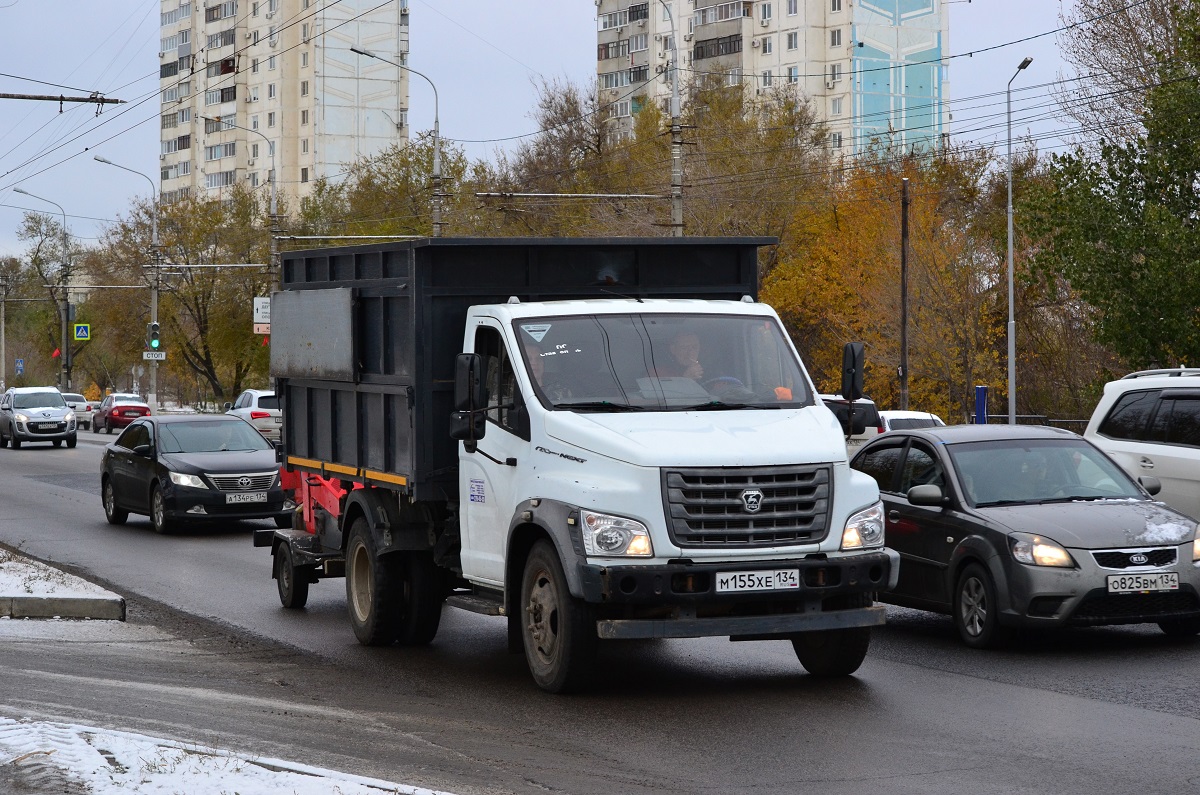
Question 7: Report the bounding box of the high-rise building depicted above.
[594,0,949,155]
[158,0,410,205]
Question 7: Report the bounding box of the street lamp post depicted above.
[658,1,683,237]
[94,155,161,410]
[350,46,442,237]
[1006,56,1032,425]
[14,187,71,389]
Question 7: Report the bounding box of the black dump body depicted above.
[271,236,773,501]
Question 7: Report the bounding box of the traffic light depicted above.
[147,322,161,351]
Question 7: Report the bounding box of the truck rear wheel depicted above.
[275,544,310,609]
[791,627,871,676]
[395,551,444,646]
[346,517,401,645]
[520,540,596,693]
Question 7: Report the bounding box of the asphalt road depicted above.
[2,434,1200,795]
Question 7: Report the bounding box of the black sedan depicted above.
[851,424,1200,647]
[101,415,294,534]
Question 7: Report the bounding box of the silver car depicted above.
[61,392,94,430]
[224,388,282,440]
[0,387,78,449]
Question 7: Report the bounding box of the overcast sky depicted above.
[0,0,1072,258]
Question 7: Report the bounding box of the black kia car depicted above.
[101,414,294,534]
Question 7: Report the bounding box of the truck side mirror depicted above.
[841,342,864,402]
[450,353,488,445]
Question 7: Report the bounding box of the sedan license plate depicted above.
[715,569,800,593]
[124,410,142,416]
[34,422,58,429]
[1107,572,1179,593]
[226,492,267,504]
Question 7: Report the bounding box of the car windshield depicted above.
[110,394,142,404]
[257,394,280,410]
[61,393,86,403]
[14,391,66,409]
[948,438,1144,507]
[512,313,813,411]
[157,420,272,453]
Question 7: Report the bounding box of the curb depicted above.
[0,595,126,621]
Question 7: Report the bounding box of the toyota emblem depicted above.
[237,476,253,488]
[741,489,764,513]
[1129,553,1149,565]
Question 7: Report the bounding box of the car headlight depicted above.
[841,502,885,550]
[1193,538,1200,563]
[168,471,207,489]
[65,411,75,422]
[14,413,28,423]
[577,509,653,557]
[1010,533,1075,567]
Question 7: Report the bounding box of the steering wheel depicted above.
[703,376,745,391]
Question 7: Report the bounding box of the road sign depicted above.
[73,323,90,341]
[253,323,271,334]
[14,358,23,375]
[143,351,166,361]
[253,296,271,324]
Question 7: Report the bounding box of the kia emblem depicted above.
[1129,553,1149,565]
[237,476,252,488]
[741,489,764,513]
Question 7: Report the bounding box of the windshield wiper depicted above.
[553,401,646,412]
[672,401,761,411]
[974,499,1030,508]
[1035,495,1117,504]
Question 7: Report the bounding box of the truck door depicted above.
[459,323,528,587]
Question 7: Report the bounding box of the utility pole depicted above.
[899,177,910,411]
[0,278,6,392]
[660,1,684,237]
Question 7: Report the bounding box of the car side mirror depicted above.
[223,402,232,411]
[132,444,153,458]
[907,484,947,506]
[1139,475,1162,496]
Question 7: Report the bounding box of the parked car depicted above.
[93,393,150,435]
[851,424,1200,647]
[1084,368,1200,521]
[0,387,78,449]
[224,388,282,440]
[819,394,883,450]
[100,415,294,535]
[60,392,94,430]
[879,410,946,432]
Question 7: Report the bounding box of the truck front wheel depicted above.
[346,518,401,645]
[520,540,596,693]
[791,626,871,676]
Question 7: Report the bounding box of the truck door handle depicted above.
[1139,457,1155,469]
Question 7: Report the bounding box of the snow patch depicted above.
[0,550,117,599]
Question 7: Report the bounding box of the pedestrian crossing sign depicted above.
[73,323,90,341]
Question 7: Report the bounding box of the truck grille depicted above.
[1092,548,1177,569]
[662,465,831,548]
[207,472,277,491]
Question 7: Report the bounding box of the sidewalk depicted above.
[0,548,458,795]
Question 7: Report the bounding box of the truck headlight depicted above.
[841,502,884,550]
[1010,533,1075,567]
[579,509,653,557]
[168,471,207,489]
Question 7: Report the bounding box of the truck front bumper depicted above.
[578,548,898,640]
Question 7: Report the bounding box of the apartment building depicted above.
[595,0,950,155]
[158,0,410,205]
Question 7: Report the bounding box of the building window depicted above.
[178,108,190,123]
[251,58,259,73]
[160,61,178,79]
[787,65,799,83]
[762,36,772,54]
[300,109,309,125]
[301,23,309,41]
[628,3,649,21]
[830,131,843,149]
[629,33,648,52]
[251,114,259,129]
[268,83,276,99]
[760,3,771,22]
[787,0,797,14]
[831,97,843,115]
[831,0,842,10]
[204,142,236,160]
[828,63,843,82]
[693,34,743,61]
[252,143,260,158]
[249,172,259,187]
[206,28,236,49]
[761,70,772,87]
[269,55,277,70]
[203,116,234,133]
[301,167,309,183]
[205,170,237,189]
[726,66,742,86]
[161,113,178,130]
[162,86,180,102]
[267,111,276,127]
[598,39,630,61]
[205,57,236,77]
[830,28,841,47]
[787,31,798,50]
[302,139,309,154]
[300,80,309,96]
[252,1,259,16]
[301,52,308,67]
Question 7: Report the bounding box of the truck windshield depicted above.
[513,313,813,411]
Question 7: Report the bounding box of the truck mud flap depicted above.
[595,605,886,640]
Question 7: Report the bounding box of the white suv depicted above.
[1084,368,1200,520]
[225,388,282,440]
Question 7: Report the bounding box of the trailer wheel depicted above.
[275,543,310,609]
[395,551,444,646]
[791,627,871,676]
[520,540,596,693]
[345,517,400,645]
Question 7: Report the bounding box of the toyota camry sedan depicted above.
[101,415,293,534]
[851,424,1200,647]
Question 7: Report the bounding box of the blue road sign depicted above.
[14,358,24,375]
[73,323,90,341]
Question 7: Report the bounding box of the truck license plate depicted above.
[715,569,800,593]
[1107,572,1178,593]
[226,492,267,504]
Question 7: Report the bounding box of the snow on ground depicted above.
[0,548,117,599]
[0,717,454,794]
